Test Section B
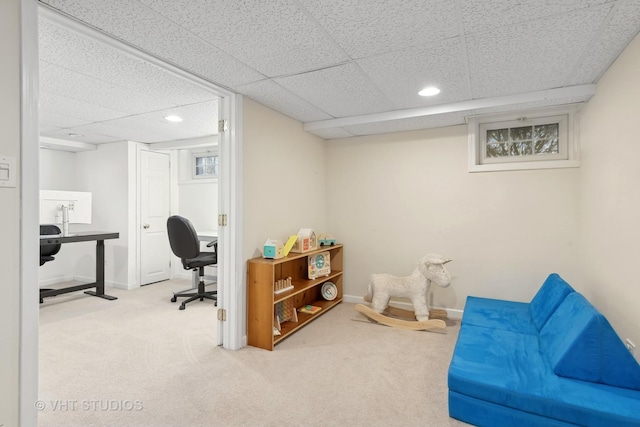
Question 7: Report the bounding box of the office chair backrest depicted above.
[40,224,61,265]
[166,215,200,260]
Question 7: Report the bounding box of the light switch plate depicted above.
[0,156,17,187]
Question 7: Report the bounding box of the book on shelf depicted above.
[298,305,322,315]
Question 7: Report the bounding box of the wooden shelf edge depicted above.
[274,299,342,345]
[249,244,343,265]
[273,271,343,304]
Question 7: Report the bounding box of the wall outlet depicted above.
[626,339,636,355]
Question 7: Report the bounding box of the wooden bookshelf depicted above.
[247,245,343,350]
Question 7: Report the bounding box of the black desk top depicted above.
[39,231,119,244]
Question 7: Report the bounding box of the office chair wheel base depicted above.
[179,304,186,310]
[171,296,177,303]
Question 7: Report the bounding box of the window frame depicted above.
[192,151,219,180]
[468,106,580,172]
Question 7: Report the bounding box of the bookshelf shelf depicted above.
[247,245,344,350]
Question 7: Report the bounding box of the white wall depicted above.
[176,148,218,232]
[38,148,90,285]
[75,141,136,288]
[39,148,77,189]
[0,0,21,424]
[243,98,327,262]
[326,125,582,312]
[578,33,640,358]
[171,148,219,279]
[38,143,137,289]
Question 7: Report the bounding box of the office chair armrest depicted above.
[206,238,218,247]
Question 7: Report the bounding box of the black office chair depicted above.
[40,224,62,303]
[166,215,217,310]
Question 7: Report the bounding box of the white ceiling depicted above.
[38,0,640,146]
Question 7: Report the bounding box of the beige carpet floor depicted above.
[38,280,470,427]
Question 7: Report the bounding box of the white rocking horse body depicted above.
[357,254,452,330]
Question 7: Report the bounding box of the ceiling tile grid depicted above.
[297,0,460,59]
[460,0,611,34]
[141,0,350,78]
[357,37,471,109]
[38,90,128,123]
[275,62,395,118]
[38,0,640,143]
[565,0,640,85]
[40,61,186,115]
[465,4,613,99]
[40,21,220,107]
[236,79,334,123]
[42,127,122,145]
[41,0,265,88]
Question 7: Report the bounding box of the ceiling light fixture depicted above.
[418,86,440,97]
[164,115,183,122]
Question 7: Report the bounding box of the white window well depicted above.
[192,151,219,179]
[468,106,580,172]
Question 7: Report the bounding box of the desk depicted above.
[40,231,119,301]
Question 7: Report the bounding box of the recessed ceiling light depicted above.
[164,115,183,122]
[418,86,440,97]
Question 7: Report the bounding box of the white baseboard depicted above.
[343,294,463,320]
[40,275,133,291]
[39,275,74,287]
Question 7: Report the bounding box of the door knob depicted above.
[143,224,150,229]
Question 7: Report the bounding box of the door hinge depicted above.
[218,119,228,133]
[218,214,228,226]
[217,308,227,321]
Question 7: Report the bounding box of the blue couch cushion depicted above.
[448,324,640,426]
[540,292,640,391]
[462,296,537,334]
[529,273,574,331]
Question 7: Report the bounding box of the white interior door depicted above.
[140,150,171,285]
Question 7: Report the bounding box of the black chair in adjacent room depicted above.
[166,215,217,310]
[40,224,62,303]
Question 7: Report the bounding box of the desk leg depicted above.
[84,239,117,300]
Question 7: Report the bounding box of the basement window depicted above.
[468,106,579,172]
[192,152,219,179]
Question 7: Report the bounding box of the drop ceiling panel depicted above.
[357,37,471,109]
[41,128,122,144]
[41,0,264,88]
[40,62,183,114]
[158,101,220,136]
[298,0,459,58]
[275,63,394,118]
[39,91,128,123]
[38,0,640,142]
[565,0,640,85]
[40,21,221,107]
[460,0,610,34]
[236,79,333,123]
[140,0,349,78]
[466,5,612,99]
[39,110,92,130]
[51,119,206,145]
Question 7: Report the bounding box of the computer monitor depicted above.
[39,190,92,224]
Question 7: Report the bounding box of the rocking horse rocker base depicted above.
[357,253,452,332]
[355,304,447,331]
